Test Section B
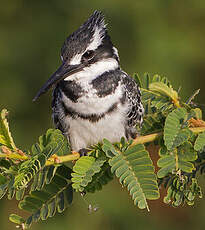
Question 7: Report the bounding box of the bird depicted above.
[33,10,144,153]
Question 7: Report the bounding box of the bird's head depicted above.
[33,10,119,101]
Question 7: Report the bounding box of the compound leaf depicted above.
[85,163,113,193]
[71,156,106,192]
[11,165,73,229]
[164,108,188,150]
[194,131,205,151]
[0,109,16,150]
[109,143,159,210]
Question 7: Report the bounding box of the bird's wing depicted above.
[121,72,144,138]
[51,85,70,134]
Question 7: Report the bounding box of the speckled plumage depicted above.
[50,11,144,151]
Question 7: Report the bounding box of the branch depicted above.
[1,127,205,165]
[131,132,163,146]
[45,152,80,166]
[0,147,80,165]
[131,127,205,147]
[0,153,28,161]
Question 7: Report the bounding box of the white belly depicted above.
[65,108,126,151]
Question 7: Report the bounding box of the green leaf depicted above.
[31,129,71,157]
[102,139,119,158]
[0,174,7,185]
[151,97,172,111]
[157,155,175,178]
[194,131,205,151]
[57,192,65,213]
[145,73,150,89]
[73,156,95,174]
[85,163,113,193]
[14,154,47,190]
[15,165,73,229]
[30,165,60,192]
[178,161,194,173]
[163,176,202,207]
[46,165,58,184]
[16,188,25,200]
[14,128,71,190]
[157,141,197,177]
[186,89,200,105]
[141,112,165,135]
[164,108,188,150]
[133,73,142,88]
[178,142,197,162]
[40,204,49,220]
[191,108,202,120]
[36,168,47,190]
[0,109,16,150]
[141,74,177,116]
[41,129,71,157]
[151,74,171,86]
[149,82,179,105]
[48,199,56,217]
[71,156,106,192]
[0,158,11,169]
[8,185,15,200]
[109,143,159,211]
[173,129,192,148]
[9,214,25,225]
[0,174,9,199]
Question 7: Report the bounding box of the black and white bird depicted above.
[33,11,144,152]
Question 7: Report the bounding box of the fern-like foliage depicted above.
[0,109,17,150]
[157,141,197,178]
[30,165,58,191]
[163,175,202,207]
[157,107,197,178]
[1,72,205,229]
[140,74,178,136]
[103,139,159,210]
[14,154,47,190]
[31,129,71,157]
[84,163,113,193]
[10,165,73,228]
[164,108,191,150]
[194,131,205,152]
[71,156,106,192]
[141,112,165,135]
[14,129,70,190]
[141,74,176,115]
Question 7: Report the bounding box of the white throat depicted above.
[64,58,119,83]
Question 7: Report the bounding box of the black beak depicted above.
[33,63,84,101]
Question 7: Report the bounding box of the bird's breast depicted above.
[63,103,127,151]
[62,84,123,114]
[59,71,124,115]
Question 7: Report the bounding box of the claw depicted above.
[78,148,89,156]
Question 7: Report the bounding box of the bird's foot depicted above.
[78,148,90,156]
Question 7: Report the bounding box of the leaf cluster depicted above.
[1,73,205,229]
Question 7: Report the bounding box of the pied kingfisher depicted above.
[33,11,144,152]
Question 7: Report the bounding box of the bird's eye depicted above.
[82,50,94,60]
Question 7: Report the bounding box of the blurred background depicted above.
[1,0,205,229]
